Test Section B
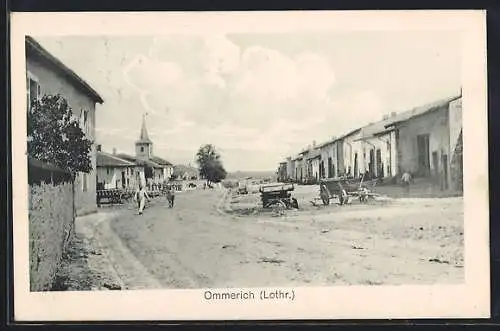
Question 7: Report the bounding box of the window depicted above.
[82,173,88,192]
[140,146,144,152]
[27,72,40,111]
[80,110,90,136]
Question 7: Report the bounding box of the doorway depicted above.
[376,149,383,178]
[417,134,430,176]
[121,171,126,188]
[369,149,375,177]
[354,153,358,178]
[328,157,333,178]
[442,154,449,190]
[432,151,439,184]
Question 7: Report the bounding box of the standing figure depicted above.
[134,184,150,215]
[166,185,175,208]
[401,171,412,193]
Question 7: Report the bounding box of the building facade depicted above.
[355,117,399,179]
[112,115,174,188]
[278,94,462,192]
[318,138,339,179]
[26,36,104,216]
[336,129,362,178]
[96,147,139,190]
[386,95,462,190]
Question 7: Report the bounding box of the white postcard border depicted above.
[10,10,489,321]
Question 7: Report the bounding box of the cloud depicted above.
[120,35,345,166]
[203,35,241,76]
[113,35,390,169]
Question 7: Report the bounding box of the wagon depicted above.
[318,176,380,206]
[97,189,131,207]
[259,183,299,210]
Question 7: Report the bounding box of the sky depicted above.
[34,31,461,172]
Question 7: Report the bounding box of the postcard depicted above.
[10,10,489,321]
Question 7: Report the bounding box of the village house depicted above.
[278,92,462,193]
[114,115,174,188]
[172,164,199,181]
[96,146,139,190]
[318,137,339,179]
[284,156,294,182]
[293,155,304,183]
[26,36,104,216]
[277,162,287,182]
[383,95,462,190]
[336,128,363,178]
[299,148,310,184]
[353,114,399,180]
[306,147,321,183]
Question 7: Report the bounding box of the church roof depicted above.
[136,115,153,144]
[115,153,164,169]
[150,155,173,166]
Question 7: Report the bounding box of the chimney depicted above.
[382,114,389,120]
[312,140,317,147]
[97,144,102,152]
[112,148,117,155]
[391,112,397,117]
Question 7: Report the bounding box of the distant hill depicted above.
[226,170,276,180]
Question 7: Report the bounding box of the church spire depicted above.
[136,113,152,144]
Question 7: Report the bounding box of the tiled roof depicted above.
[306,148,321,160]
[317,138,338,148]
[354,95,462,140]
[382,95,461,130]
[284,94,461,165]
[26,36,104,104]
[114,153,164,169]
[150,156,173,166]
[97,151,135,167]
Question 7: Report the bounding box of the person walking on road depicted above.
[134,183,150,215]
[166,185,175,208]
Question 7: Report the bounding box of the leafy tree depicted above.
[196,144,227,184]
[27,94,93,179]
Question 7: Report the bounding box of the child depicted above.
[135,184,150,215]
[401,171,412,193]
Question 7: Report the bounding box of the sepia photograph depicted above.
[11,10,489,321]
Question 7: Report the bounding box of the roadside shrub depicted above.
[222,180,238,189]
[29,181,74,291]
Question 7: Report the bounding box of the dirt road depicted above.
[105,188,463,289]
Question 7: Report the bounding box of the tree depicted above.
[27,94,93,179]
[196,144,227,185]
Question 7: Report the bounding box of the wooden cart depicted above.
[259,183,299,209]
[96,189,133,207]
[318,176,379,206]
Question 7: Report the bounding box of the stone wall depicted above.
[29,163,75,291]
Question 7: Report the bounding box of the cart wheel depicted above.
[271,201,287,215]
[320,187,330,205]
[321,194,330,206]
[339,190,347,205]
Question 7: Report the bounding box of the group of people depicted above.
[133,183,176,215]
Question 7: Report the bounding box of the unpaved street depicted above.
[105,187,464,289]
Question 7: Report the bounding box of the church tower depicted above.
[135,114,153,160]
